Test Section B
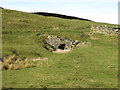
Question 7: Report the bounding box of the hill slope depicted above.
[2,9,118,88]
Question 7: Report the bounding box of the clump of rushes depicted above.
[2,54,36,70]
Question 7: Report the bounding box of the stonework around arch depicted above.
[45,35,80,51]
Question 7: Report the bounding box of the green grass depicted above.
[2,9,118,88]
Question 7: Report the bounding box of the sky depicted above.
[1,0,119,24]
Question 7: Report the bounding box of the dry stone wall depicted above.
[91,25,119,34]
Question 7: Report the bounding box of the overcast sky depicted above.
[1,0,119,24]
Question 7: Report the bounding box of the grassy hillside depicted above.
[2,9,118,88]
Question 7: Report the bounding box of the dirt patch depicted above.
[90,37,98,40]
[53,49,71,53]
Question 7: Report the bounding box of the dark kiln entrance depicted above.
[58,44,65,50]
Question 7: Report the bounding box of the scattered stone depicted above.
[101,72,104,74]
[107,65,112,68]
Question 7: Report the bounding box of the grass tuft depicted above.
[2,54,36,70]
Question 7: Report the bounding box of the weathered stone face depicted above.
[45,35,80,51]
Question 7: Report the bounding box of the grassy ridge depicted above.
[2,9,118,88]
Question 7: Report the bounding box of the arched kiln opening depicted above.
[58,44,65,50]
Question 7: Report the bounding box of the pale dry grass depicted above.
[2,54,36,70]
[31,57,48,61]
